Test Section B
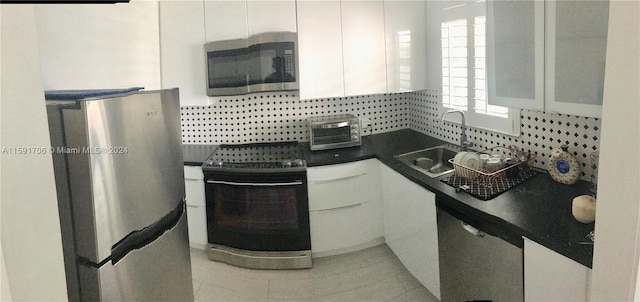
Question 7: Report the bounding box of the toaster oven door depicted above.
[310,123,361,150]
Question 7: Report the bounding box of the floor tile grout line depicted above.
[310,274,404,301]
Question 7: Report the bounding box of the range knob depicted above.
[209,160,224,167]
[292,159,305,167]
[281,160,293,168]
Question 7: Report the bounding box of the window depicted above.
[440,1,520,136]
[398,30,412,91]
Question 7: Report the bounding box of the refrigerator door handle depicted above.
[110,202,185,265]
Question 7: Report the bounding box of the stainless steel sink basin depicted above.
[394,146,459,177]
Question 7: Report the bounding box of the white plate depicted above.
[453,151,468,165]
[463,153,481,170]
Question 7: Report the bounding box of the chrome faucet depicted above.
[440,109,472,151]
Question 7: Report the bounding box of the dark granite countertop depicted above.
[183,130,594,267]
[182,144,218,166]
[302,129,595,268]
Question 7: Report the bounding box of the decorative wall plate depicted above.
[548,145,581,185]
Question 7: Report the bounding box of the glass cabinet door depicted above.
[545,0,609,118]
[487,0,545,110]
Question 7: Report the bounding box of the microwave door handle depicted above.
[207,180,303,187]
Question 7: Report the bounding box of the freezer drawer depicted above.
[78,213,194,301]
[437,208,523,302]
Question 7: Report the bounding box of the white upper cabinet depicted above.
[298,0,426,100]
[297,0,345,99]
[204,0,248,42]
[383,0,428,92]
[341,0,388,96]
[487,0,545,111]
[488,0,609,118]
[545,0,609,118]
[298,0,387,99]
[247,0,297,35]
[159,1,210,107]
[204,0,296,42]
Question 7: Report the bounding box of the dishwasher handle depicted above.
[461,222,485,237]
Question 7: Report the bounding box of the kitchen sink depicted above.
[394,145,459,177]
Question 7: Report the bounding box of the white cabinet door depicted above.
[184,166,207,249]
[159,1,210,107]
[341,0,388,96]
[383,0,427,93]
[489,0,607,118]
[205,0,295,42]
[544,0,608,118]
[380,164,440,300]
[524,238,591,302]
[487,0,544,110]
[247,0,296,35]
[296,0,345,99]
[204,0,248,41]
[307,159,383,257]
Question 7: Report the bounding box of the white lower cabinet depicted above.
[307,159,384,257]
[380,164,440,300]
[184,166,208,250]
[524,237,591,302]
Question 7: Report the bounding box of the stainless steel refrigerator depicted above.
[46,88,194,301]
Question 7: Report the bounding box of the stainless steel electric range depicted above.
[202,141,312,269]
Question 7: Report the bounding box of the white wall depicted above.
[1,4,68,300]
[34,1,161,90]
[1,246,12,301]
[590,1,640,300]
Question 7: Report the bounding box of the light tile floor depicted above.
[190,244,440,302]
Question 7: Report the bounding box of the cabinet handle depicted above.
[461,222,485,237]
[186,204,198,208]
[312,173,366,184]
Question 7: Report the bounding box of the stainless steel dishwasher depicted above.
[437,207,524,302]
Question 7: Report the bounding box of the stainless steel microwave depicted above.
[205,32,299,96]
[307,114,362,151]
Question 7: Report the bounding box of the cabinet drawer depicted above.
[184,178,205,207]
[307,160,370,182]
[184,166,204,180]
[309,201,374,254]
[308,173,368,211]
[186,204,207,250]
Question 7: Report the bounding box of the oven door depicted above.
[204,171,311,252]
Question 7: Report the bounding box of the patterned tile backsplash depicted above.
[180,92,408,144]
[406,90,601,181]
[181,89,601,180]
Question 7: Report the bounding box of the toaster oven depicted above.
[307,114,361,151]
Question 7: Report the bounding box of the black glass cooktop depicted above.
[203,141,305,171]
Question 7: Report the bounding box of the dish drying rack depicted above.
[448,150,536,189]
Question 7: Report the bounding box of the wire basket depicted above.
[448,153,536,189]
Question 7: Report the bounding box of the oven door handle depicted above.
[206,180,303,186]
